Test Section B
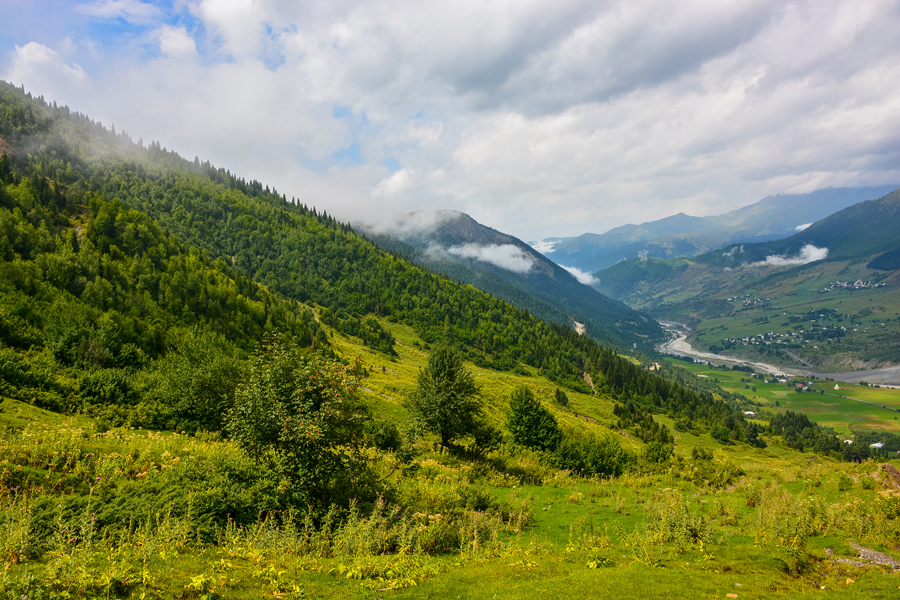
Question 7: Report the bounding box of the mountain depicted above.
[360,210,661,351]
[0,80,680,412]
[594,189,900,368]
[541,186,900,272]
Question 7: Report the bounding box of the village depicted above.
[819,279,884,293]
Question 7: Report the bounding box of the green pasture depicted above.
[663,357,900,435]
[814,382,900,409]
[332,319,623,443]
[4,318,900,599]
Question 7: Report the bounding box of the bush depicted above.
[691,447,714,460]
[643,440,673,464]
[711,424,732,445]
[366,420,403,452]
[554,434,636,477]
[554,388,569,406]
[139,327,242,433]
[837,473,854,491]
[507,386,562,452]
[227,335,375,509]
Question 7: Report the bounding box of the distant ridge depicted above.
[541,185,900,273]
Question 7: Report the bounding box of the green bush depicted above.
[227,335,375,509]
[554,388,569,406]
[837,473,854,491]
[711,424,732,445]
[554,434,636,477]
[507,386,562,452]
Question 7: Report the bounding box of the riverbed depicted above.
[656,321,900,385]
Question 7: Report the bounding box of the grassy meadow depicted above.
[2,320,900,599]
[663,357,900,436]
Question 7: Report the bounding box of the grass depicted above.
[3,319,900,598]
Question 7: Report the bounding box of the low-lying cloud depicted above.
[561,265,598,286]
[446,243,535,274]
[754,244,828,267]
[530,239,557,255]
[795,223,812,231]
[362,210,463,237]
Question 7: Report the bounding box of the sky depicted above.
[2,0,900,242]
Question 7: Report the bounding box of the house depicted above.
[744,411,756,416]
[834,384,840,390]
[870,442,885,449]
[843,440,853,444]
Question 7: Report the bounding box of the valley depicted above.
[594,193,900,377]
[0,83,899,599]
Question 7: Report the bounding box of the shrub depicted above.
[227,335,374,508]
[711,424,732,445]
[554,388,569,406]
[139,327,242,433]
[837,473,854,491]
[366,420,403,452]
[554,434,636,477]
[643,440,673,464]
[507,386,562,452]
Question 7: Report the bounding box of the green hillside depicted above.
[2,83,900,598]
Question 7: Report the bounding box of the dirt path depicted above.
[583,371,595,392]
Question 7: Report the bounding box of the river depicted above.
[656,321,900,385]
[656,321,803,378]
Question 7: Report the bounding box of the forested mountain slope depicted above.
[0,81,761,442]
[363,210,660,351]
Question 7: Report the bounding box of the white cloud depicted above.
[4,43,91,104]
[530,239,557,254]
[561,265,599,286]
[754,244,829,267]
[372,169,411,197]
[446,243,535,273]
[4,1,900,241]
[158,25,196,58]
[795,222,812,231]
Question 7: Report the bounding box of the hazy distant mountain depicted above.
[595,187,900,305]
[360,211,661,351]
[539,186,899,273]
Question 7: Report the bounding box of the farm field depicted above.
[677,261,900,372]
[664,357,900,435]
